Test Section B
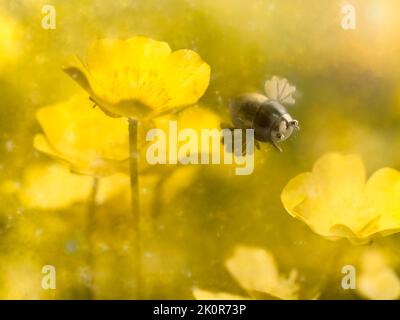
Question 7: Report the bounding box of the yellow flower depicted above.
[281,153,400,243]
[357,248,400,300]
[34,93,129,176]
[32,96,223,208]
[17,162,131,210]
[14,160,210,213]
[18,162,93,209]
[193,246,299,300]
[63,36,211,119]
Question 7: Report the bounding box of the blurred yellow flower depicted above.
[31,94,223,209]
[34,93,129,176]
[193,246,299,300]
[63,36,211,119]
[17,162,132,210]
[35,96,219,178]
[18,162,93,209]
[357,248,400,300]
[281,153,400,243]
[14,160,210,214]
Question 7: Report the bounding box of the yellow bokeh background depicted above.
[1,0,400,299]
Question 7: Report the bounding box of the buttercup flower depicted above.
[281,153,400,243]
[32,91,223,206]
[18,162,93,210]
[34,93,130,176]
[63,36,211,119]
[16,162,132,210]
[193,246,299,300]
[57,36,211,299]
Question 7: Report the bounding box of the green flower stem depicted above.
[86,176,99,299]
[128,118,142,299]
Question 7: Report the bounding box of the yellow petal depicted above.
[36,94,129,160]
[35,93,129,176]
[357,249,400,300]
[87,37,172,115]
[34,134,70,165]
[63,56,124,118]
[365,168,400,236]
[18,163,93,210]
[308,153,366,225]
[281,153,377,239]
[1,180,20,195]
[359,269,400,300]
[87,37,171,97]
[177,106,222,158]
[281,172,310,219]
[162,49,211,108]
[64,37,210,118]
[18,165,134,210]
[63,56,95,98]
[225,246,298,300]
[177,106,221,133]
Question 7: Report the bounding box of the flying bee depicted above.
[222,76,299,152]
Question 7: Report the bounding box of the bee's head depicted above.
[270,114,299,151]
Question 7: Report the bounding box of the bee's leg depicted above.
[220,123,235,146]
[241,136,260,155]
[241,129,257,156]
[241,139,248,156]
[272,140,283,152]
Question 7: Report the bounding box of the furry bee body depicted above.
[229,93,298,151]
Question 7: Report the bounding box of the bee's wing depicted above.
[264,76,296,106]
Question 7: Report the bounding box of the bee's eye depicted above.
[276,133,284,140]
